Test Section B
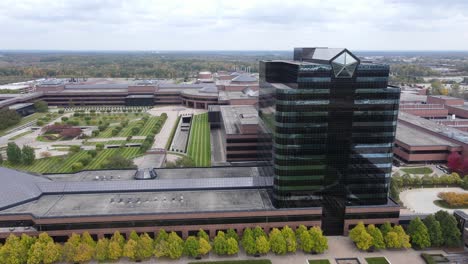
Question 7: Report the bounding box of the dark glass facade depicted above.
[259,48,400,235]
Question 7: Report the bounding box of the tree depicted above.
[131,126,141,135]
[7,142,22,164]
[226,228,239,242]
[309,226,328,254]
[21,145,35,165]
[226,237,239,255]
[63,233,81,263]
[184,236,200,258]
[213,231,228,255]
[95,238,109,262]
[295,225,308,240]
[451,83,461,97]
[448,151,462,172]
[96,143,104,151]
[60,127,82,139]
[281,226,297,253]
[108,240,123,261]
[198,238,211,256]
[435,210,462,247]
[241,228,257,255]
[69,145,81,153]
[0,153,3,165]
[423,215,444,247]
[367,224,386,250]
[42,242,62,264]
[197,229,209,242]
[123,239,138,261]
[385,231,400,248]
[154,230,169,258]
[110,231,126,250]
[0,234,22,264]
[269,228,287,255]
[255,236,270,255]
[81,231,96,248]
[408,217,431,249]
[34,100,48,112]
[299,231,313,253]
[380,222,393,237]
[101,154,136,169]
[167,232,184,259]
[129,230,140,242]
[393,225,411,249]
[253,226,266,239]
[136,233,154,260]
[0,108,21,130]
[71,162,84,172]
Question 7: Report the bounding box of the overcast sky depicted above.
[0,0,467,51]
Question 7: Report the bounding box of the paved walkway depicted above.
[148,106,206,149]
[400,187,468,214]
[114,236,445,264]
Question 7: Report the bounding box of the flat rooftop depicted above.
[8,103,34,110]
[220,105,259,135]
[45,167,262,182]
[398,112,468,143]
[396,122,460,147]
[1,189,274,217]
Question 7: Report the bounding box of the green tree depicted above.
[34,100,49,112]
[213,231,228,255]
[198,238,212,256]
[435,210,462,247]
[281,226,297,253]
[367,224,386,250]
[0,108,21,130]
[123,239,138,261]
[241,228,257,255]
[295,225,308,240]
[184,236,200,258]
[423,215,444,247]
[269,228,287,255]
[226,237,239,255]
[71,162,84,172]
[167,232,184,259]
[129,231,140,242]
[309,226,328,254]
[299,231,313,253]
[226,228,239,242]
[0,153,3,165]
[385,231,400,248]
[393,225,411,249]
[95,238,109,262]
[197,229,209,242]
[380,222,393,237]
[6,142,22,164]
[408,217,431,249]
[255,236,270,255]
[136,233,154,260]
[62,233,81,263]
[110,231,125,250]
[81,231,96,248]
[21,145,35,165]
[43,242,62,264]
[154,229,169,258]
[253,226,266,239]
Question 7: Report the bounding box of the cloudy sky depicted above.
[0,0,467,51]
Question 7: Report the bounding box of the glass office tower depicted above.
[259,48,400,234]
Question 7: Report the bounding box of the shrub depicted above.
[96,143,104,151]
[58,109,64,114]
[71,162,84,172]
[69,145,81,153]
[437,192,468,207]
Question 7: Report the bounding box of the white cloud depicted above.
[0,0,467,50]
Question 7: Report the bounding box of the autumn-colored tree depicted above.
[349,222,373,251]
[385,231,400,248]
[269,228,287,255]
[367,224,386,250]
[226,237,239,255]
[198,238,211,256]
[393,225,411,249]
[0,234,22,264]
[95,238,109,262]
[62,233,81,263]
[135,233,154,260]
[309,226,328,254]
[447,151,462,172]
[107,240,123,261]
[255,236,270,255]
[123,239,138,260]
[154,229,169,258]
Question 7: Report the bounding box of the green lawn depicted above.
[401,167,433,174]
[3,147,141,173]
[188,260,272,264]
[308,260,331,264]
[83,139,144,146]
[365,257,390,264]
[98,116,160,138]
[187,113,211,167]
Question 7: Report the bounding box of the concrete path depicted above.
[400,187,468,214]
[148,106,206,149]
